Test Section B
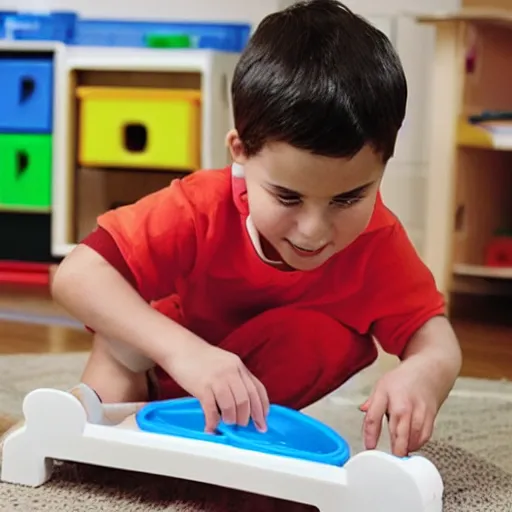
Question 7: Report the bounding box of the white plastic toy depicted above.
[1,386,443,512]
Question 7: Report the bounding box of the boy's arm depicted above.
[52,243,206,366]
[362,317,461,457]
[401,314,462,407]
[364,221,452,357]
[52,180,206,365]
[52,178,270,431]
[360,221,462,456]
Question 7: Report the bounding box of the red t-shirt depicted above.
[82,166,445,357]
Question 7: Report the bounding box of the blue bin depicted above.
[0,11,251,52]
[0,11,17,39]
[75,19,251,52]
[0,58,54,133]
[1,11,77,43]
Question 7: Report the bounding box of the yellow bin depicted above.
[76,87,201,171]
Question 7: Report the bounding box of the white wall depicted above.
[0,0,295,25]
[367,14,439,253]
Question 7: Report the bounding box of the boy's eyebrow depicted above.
[268,181,375,199]
[332,182,375,199]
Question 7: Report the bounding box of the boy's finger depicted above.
[212,382,237,426]
[408,405,425,452]
[246,372,269,431]
[363,391,387,450]
[249,372,270,417]
[228,374,251,427]
[389,409,411,457]
[240,371,266,431]
[359,398,370,412]
[417,412,435,450]
[201,387,221,433]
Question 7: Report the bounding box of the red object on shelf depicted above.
[0,261,51,286]
[485,236,512,267]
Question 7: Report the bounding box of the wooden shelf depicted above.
[417,7,512,26]
[414,8,512,301]
[457,118,512,150]
[73,167,176,244]
[453,263,512,279]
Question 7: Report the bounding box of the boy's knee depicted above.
[257,307,377,371]
[83,335,152,404]
[99,335,155,373]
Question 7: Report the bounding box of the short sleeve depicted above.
[364,222,446,357]
[95,178,197,303]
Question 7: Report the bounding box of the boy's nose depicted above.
[295,211,329,245]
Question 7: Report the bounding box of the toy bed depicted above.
[1,387,443,512]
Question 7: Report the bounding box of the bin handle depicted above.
[19,76,36,104]
[16,151,29,178]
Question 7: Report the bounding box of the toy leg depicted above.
[343,451,443,512]
[156,307,378,409]
[1,419,54,487]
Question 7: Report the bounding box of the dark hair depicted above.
[231,0,407,162]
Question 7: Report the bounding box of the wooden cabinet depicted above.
[418,9,512,305]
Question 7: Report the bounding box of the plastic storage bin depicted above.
[0,10,251,51]
[0,134,52,210]
[76,87,202,171]
[0,57,54,133]
[0,11,77,42]
[76,20,251,51]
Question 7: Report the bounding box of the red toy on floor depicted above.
[485,232,512,267]
[0,261,51,286]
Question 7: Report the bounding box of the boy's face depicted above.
[228,132,386,271]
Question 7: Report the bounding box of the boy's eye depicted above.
[331,196,362,208]
[277,194,302,206]
[275,194,364,208]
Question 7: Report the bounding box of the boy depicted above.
[52,0,462,457]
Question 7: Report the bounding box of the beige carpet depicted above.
[1,352,512,511]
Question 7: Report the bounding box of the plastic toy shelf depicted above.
[453,263,512,279]
[1,387,444,512]
[457,118,512,150]
[0,11,251,52]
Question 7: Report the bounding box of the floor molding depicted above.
[0,309,82,330]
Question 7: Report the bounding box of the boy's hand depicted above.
[360,360,441,457]
[163,342,270,434]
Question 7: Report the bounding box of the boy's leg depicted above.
[81,333,151,403]
[155,307,378,410]
[81,294,182,404]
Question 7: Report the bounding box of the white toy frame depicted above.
[1,387,444,512]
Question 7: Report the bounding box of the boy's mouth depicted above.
[286,240,328,257]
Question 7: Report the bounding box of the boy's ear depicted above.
[226,129,248,164]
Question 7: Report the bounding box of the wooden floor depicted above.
[0,285,511,381]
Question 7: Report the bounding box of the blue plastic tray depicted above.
[136,397,351,467]
[0,11,251,52]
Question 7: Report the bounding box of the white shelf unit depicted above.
[50,47,239,257]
